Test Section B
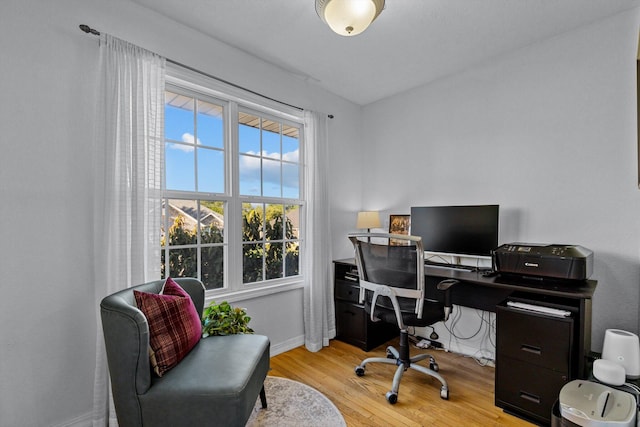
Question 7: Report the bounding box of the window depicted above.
[239,112,301,283]
[161,75,304,294]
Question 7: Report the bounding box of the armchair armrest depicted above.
[436,279,459,321]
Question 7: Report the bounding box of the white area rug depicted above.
[246,376,346,427]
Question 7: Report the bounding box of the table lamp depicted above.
[356,211,381,240]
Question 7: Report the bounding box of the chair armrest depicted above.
[436,279,459,321]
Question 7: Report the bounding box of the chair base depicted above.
[354,331,449,404]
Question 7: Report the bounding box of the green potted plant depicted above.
[202,300,254,337]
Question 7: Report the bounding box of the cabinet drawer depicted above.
[335,300,366,344]
[497,304,573,371]
[496,355,569,424]
[335,282,361,303]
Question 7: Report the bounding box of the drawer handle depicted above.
[344,275,358,282]
[519,391,541,404]
[521,344,541,355]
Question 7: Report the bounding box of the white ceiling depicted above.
[131,0,640,106]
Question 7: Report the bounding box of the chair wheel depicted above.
[386,350,394,359]
[386,391,398,404]
[429,356,439,371]
[440,386,449,400]
[355,366,365,377]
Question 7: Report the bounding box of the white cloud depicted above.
[167,133,201,153]
[283,149,299,163]
[181,133,201,145]
[239,150,300,194]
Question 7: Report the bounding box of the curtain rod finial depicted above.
[79,24,100,36]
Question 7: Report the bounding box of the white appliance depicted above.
[593,359,626,386]
[601,329,640,380]
[559,380,636,427]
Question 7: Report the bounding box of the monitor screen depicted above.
[410,205,499,257]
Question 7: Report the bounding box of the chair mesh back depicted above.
[359,241,418,290]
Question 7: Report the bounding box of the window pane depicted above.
[243,243,263,283]
[283,123,299,139]
[282,163,299,199]
[165,247,197,279]
[285,242,299,277]
[165,92,194,142]
[201,246,223,289]
[166,199,198,245]
[265,242,283,280]
[200,201,225,239]
[265,204,284,241]
[263,120,281,160]
[197,100,223,149]
[166,142,195,192]
[197,148,224,193]
[242,203,263,242]
[239,113,260,154]
[262,158,281,198]
[285,205,300,239]
[283,133,299,163]
[239,154,261,196]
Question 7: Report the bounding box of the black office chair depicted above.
[349,233,458,404]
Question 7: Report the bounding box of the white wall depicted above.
[361,9,640,357]
[0,0,361,425]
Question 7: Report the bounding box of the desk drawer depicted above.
[335,281,360,303]
[497,304,573,371]
[335,300,366,346]
[496,355,569,425]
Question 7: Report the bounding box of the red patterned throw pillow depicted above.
[134,278,202,376]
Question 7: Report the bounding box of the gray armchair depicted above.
[100,278,270,427]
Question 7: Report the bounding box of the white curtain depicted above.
[92,34,165,426]
[303,111,335,352]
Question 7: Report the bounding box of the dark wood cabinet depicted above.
[333,260,397,351]
[496,295,577,426]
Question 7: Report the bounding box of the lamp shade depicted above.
[356,211,381,229]
[316,0,385,36]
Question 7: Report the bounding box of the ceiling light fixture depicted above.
[315,0,385,36]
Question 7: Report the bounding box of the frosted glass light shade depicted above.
[316,0,385,36]
[356,211,381,229]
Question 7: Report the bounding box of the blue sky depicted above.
[165,102,300,198]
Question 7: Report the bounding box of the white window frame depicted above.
[164,65,306,303]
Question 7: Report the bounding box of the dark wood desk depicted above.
[423,265,596,375]
[333,258,597,426]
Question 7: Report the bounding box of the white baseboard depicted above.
[52,411,93,427]
[444,341,495,367]
[270,334,305,356]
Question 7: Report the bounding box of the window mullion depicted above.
[194,99,199,193]
[227,101,241,291]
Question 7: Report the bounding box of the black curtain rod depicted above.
[79,24,334,118]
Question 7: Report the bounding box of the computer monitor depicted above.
[410,205,499,258]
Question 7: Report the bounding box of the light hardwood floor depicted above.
[269,338,535,427]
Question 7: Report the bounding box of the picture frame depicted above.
[388,214,411,245]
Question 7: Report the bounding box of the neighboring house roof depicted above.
[165,200,224,230]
